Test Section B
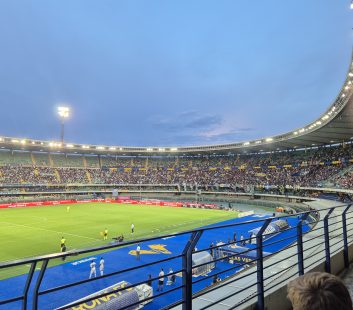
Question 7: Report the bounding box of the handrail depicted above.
[0,202,350,310]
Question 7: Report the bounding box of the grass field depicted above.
[0,202,238,263]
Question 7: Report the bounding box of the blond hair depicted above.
[287,272,352,310]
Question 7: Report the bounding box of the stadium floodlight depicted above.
[265,138,273,142]
[57,106,70,143]
[49,142,62,147]
[57,106,70,118]
[351,1,353,9]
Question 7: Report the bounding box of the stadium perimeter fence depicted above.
[0,203,352,310]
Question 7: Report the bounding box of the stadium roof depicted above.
[2,55,353,156]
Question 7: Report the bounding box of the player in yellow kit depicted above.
[103,228,108,240]
[60,236,66,249]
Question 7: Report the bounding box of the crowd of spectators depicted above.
[0,145,351,189]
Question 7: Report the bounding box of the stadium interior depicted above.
[2,6,353,310]
[1,57,353,309]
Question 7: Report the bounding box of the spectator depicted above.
[287,272,353,310]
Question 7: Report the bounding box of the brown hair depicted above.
[287,272,352,310]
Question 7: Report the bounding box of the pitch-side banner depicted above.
[0,198,218,209]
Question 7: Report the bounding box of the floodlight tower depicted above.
[351,0,353,9]
[57,106,70,143]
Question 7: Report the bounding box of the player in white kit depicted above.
[99,257,104,276]
[89,260,96,279]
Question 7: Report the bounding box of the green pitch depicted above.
[0,202,238,264]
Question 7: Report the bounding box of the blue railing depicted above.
[0,203,351,310]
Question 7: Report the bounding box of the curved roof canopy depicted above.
[2,55,353,156]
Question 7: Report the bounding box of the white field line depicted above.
[0,221,100,241]
[139,216,235,237]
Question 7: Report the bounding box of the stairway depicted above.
[86,170,92,183]
[30,153,36,166]
[49,153,54,167]
[83,156,87,168]
[55,169,61,183]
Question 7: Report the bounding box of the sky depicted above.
[0,0,352,147]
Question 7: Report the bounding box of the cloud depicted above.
[178,110,198,118]
[199,125,253,139]
[184,114,222,129]
[148,110,254,146]
[149,111,222,132]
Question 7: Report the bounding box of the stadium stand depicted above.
[84,155,100,168]
[33,152,51,166]
[0,144,351,189]
[51,154,84,168]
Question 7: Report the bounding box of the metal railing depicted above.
[0,203,352,310]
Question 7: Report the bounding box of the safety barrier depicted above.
[0,203,351,310]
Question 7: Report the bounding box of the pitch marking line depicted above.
[0,221,101,241]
